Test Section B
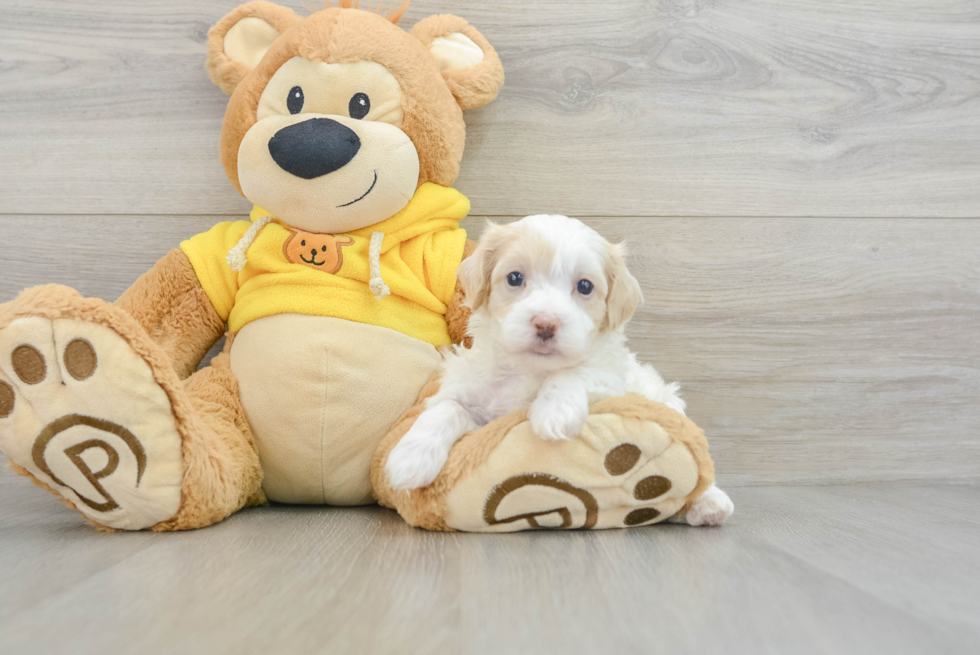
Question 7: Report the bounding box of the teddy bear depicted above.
[0,1,716,532]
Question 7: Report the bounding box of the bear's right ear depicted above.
[412,15,505,111]
[206,1,302,95]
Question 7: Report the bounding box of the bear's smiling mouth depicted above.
[299,253,325,266]
[337,170,378,208]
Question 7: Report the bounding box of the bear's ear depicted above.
[412,15,505,110]
[206,1,302,95]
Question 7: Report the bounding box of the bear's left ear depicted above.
[412,15,505,110]
[206,1,302,95]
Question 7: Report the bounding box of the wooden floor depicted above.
[1,0,978,653]
[0,471,977,654]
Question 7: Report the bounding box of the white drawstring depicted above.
[226,215,273,271]
[229,220,389,301]
[368,231,390,299]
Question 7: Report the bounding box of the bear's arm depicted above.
[445,239,477,348]
[115,249,226,379]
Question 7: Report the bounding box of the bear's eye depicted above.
[576,279,594,295]
[300,240,306,246]
[507,272,524,287]
[287,86,304,115]
[321,245,327,252]
[349,93,370,120]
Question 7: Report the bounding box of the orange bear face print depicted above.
[283,230,354,274]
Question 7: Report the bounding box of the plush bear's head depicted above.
[206,1,503,234]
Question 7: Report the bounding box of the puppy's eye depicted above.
[300,239,306,246]
[321,245,327,252]
[287,86,304,115]
[507,272,524,287]
[349,93,370,119]
[576,279,594,295]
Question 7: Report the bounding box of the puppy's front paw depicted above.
[529,396,588,441]
[385,434,450,491]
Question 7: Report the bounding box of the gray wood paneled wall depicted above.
[1,0,977,485]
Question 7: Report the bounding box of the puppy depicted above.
[385,215,733,526]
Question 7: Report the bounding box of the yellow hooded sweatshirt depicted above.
[180,183,469,346]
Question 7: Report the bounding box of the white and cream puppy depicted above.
[385,214,733,526]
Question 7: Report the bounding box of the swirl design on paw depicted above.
[31,414,147,512]
[484,473,599,530]
[481,445,680,530]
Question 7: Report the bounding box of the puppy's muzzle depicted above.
[268,118,361,179]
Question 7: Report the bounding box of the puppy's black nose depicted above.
[534,318,560,341]
[268,118,360,179]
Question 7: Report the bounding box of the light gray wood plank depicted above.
[451,493,980,654]
[1,1,979,217]
[0,214,226,302]
[734,484,980,635]
[0,472,161,617]
[0,475,978,654]
[2,214,977,485]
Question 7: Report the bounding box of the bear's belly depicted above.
[230,314,441,505]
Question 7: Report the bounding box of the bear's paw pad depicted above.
[0,317,183,530]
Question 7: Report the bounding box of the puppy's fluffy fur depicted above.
[385,215,732,525]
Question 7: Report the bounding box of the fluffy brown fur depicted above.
[322,0,412,24]
[115,249,226,380]
[154,351,266,531]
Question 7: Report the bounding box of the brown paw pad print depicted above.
[63,339,97,380]
[1,339,98,420]
[0,381,14,418]
[12,344,46,384]
[604,443,673,526]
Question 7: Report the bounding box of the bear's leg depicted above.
[374,381,715,532]
[0,285,261,531]
[153,351,265,531]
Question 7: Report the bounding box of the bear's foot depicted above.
[375,390,714,532]
[0,288,184,530]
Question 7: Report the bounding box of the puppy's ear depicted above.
[457,221,506,310]
[206,2,301,95]
[412,15,505,110]
[604,243,644,331]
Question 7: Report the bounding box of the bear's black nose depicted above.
[268,118,360,179]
